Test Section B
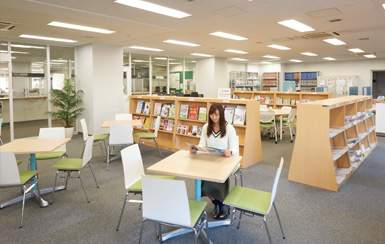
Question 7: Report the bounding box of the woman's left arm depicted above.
[228,125,239,156]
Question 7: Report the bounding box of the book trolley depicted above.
[129,95,263,168]
[288,96,376,191]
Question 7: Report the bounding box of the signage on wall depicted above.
[217,88,232,99]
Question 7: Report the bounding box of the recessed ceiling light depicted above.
[323,38,346,46]
[154,57,175,60]
[190,53,213,57]
[0,43,45,49]
[190,60,197,63]
[230,58,248,61]
[383,3,385,9]
[114,0,191,18]
[268,44,291,50]
[323,57,336,61]
[364,54,376,58]
[163,39,199,47]
[129,45,163,52]
[48,21,115,34]
[19,34,77,43]
[133,59,149,62]
[349,48,365,53]
[278,19,314,32]
[262,55,280,59]
[225,49,248,54]
[289,59,302,63]
[301,52,318,56]
[169,62,181,65]
[11,56,16,59]
[260,61,272,64]
[210,31,248,41]
[0,50,29,54]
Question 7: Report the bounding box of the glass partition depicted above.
[169,57,183,94]
[152,56,167,94]
[131,53,149,94]
[0,43,10,142]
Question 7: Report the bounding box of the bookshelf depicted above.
[233,91,330,108]
[288,96,376,191]
[262,72,279,91]
[129,95,263,168]
[284,71,319,91]
[229,71,260,91]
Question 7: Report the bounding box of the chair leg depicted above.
[273,203,286,239]
[153,138,161,156]
[51,171,59,203]
[274,125,278,144]
[289,125,293,143]
[138,219,145,244]
[107,145,110,168]
[157,223,162,242]
[78,172,90,203]
[88,164,99,188]
[237,211,243,229]
[116,193,128,231]
[194,228,199,244]
[64,171,70,189]
[19,186,27,228]
[0,136,3,144]
[263,217,273,244]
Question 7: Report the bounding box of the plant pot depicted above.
[65,127,74,139]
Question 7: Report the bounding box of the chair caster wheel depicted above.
[275,141,278,144]
[290,140,293,143]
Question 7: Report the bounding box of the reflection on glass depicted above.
[50,46,75,90]
[131,53,149,94]
[152,56,167,94]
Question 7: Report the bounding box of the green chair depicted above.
[80,118,108,159]
[36,127,67,160]
[139,176,210,244]
[224,157,285,244]
[281,110,296,143]
[51,136,98,203]
[135,116,161,156]
[0,152,41,228]
[260,111,278,144]
[115,144,175,231]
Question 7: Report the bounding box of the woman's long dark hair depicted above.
[207,103,227,138]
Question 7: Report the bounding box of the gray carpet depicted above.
[1,127,385,244]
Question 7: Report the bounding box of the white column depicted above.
[149,56,152,95]
[167,57,170,94]
[7,42,14,141]
[46,45,52,127]
[182,58,186,93]
[128,52,132,96]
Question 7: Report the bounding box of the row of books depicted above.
[224,105,246,125]
[255,96,273,105]
[176,124,202,137]
[179,104,207,121]
[154,103,176,118]
[159,119,174,131]
[135,100,151,115]
[276,97,298,106]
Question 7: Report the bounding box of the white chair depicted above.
[260,111,278,143]
[139,176,210,244]
[282,110,296,143]
[115,113,132,121]
[36,127,67,160]
[107,123,134,168]
[80,118,108,158]
[260,105,268,112]
[115,144,175,231]
[0,152,41,228]
[0,118,3,144]
[51,136,98,203]
[281,106,292,114]
[135,116,161,156]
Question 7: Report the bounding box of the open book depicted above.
[188,143,225,156]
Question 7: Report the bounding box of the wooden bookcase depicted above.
[129,95,263,168]
[288,96,376,191]
[262,72,279,91]
[233,91,330,108]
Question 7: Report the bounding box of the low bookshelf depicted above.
[129,95,263,168]
[288,96,376,191]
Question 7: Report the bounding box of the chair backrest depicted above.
[80,118,89,142]
[0,152,21,186]
[260,105,268,111]
[115,113,132,121]
[281,106,292,114]
[121,144,145,190]
[109,123,133,145]
[267,157,284,214]
[39,127,66,152]
[82,136,94,167]
[142,176,192,227]
[260,111,275,123]
[288,110,296,122]
[153,116,161,137]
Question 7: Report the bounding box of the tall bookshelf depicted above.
[284,71,319,91]
[288,96,376,191]
[262,72,279,91]
[229,71,260,91]
[233,91,330,108]
[129,95,263,168]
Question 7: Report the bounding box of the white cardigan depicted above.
[198,123,239,156]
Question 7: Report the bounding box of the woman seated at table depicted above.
[190,103,239,219]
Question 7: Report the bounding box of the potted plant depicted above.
[51,79,84,138]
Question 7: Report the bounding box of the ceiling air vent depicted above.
[302,32,336,39]
[0,22,15,31]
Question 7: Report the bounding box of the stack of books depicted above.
[179,104,207,121]
[223,105,246,125]
[154,103,175,118]
[176,124,202,137]
[135,100,151,115]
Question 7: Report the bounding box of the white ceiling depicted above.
[1,0,385,63]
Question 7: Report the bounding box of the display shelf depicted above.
[129,95,263,168]
[289,95,376,191]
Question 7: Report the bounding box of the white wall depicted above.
[195,58,215,97]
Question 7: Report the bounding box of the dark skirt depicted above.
[201,179,230,202]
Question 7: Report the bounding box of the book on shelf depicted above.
[160,104,170,118]
[154,102,162,116]
[224,106,235,124]
[198,107,207,121]
[166,119,174,131]
[143,102,150,115]
[233,105,246,125]
[169,104,176,118]
[179,104,189,119]
[143,117,152,129]
[135,100,145,114]
[188,104,199,120]
[191,125,198,136]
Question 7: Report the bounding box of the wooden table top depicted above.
[147,150,242,183]
[0,137,71,154]
[101,119,142,128]
[273,109,290,116]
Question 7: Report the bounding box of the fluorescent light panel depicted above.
[1,43,45,49]
[231,58,248,61]
[349,48,365,53]
[268,44,291,50]
[323,38,346,46]
[225,49,247,54]
[383,3,385,9]
[323,57,336,61]
[163,39,199,47]
[154,57,175,60]
[19,34,77,43]
[133,59,149,62]
[48,21,114,34]
[289,59,302,63]
[129,45,163,52]
[260,61,272,64]
[301,52,318,56]
[278,19,314,32]
[364,54,376,58]
[263,55,280,59]
[0,50,28,54]
[114,0,191,18]
[210,31,247,41]
[190,53,213,57]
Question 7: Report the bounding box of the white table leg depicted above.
[280,115,283,141]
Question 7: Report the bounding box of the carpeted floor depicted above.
[1,128,385,244]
